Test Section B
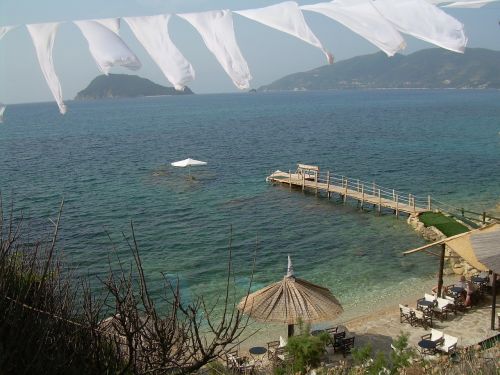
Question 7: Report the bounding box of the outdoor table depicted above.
[471,276,488,284]
[449,286,464,297]
[417,300,434,311]
[418,339,437,355]
[249,346,267,365]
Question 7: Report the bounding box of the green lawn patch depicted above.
[419,212,470,237]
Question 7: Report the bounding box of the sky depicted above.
[0,0,499,104]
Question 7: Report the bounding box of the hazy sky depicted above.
[0,0,499,104]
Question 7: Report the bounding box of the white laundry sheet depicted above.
[178,10,252,89]
[75,19,141,75]
[124,15,195,91]
[371,0,467,53]
[301,0,406,57]
[26,23,67,114]
[235,1,333,63]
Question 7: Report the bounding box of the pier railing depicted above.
[312,170,431,211]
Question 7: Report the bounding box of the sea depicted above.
[1,89,499,335]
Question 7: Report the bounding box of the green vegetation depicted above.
[75,74,193,100]
[259,48,500,91]
[419,212,469,237]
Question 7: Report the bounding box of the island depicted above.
[75,74,193,100]
[259,48,500,91]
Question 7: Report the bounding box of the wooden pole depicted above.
[393,189,396,201]
[491,273,497,330]
[428,195,431,211]
[395,194,399,218]
[378,189,381,213]
[373,182,376,196]
[483,212,486,224]
[361,184,364,209]
[315,172,318,196]
[326,171,330,200]
[437,244,446,298]
[344,178,348,203]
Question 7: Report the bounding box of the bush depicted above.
[284,322,330,374]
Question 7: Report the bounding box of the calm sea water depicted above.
[1,90,499,324]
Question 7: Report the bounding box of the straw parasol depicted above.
[238,256,343,337]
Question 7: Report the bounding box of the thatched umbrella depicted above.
[238,256,343,337]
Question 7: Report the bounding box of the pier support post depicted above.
[326,171,330,200]
[315,172,318,196]
[361,184,364,209]
[344,178,348,203]
[437,244,445,298]
[378,189,382,214]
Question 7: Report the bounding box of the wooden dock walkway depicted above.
[266,164,431,215]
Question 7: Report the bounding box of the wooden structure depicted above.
[266,164,430,215]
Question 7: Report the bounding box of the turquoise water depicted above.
[1,90,499,323]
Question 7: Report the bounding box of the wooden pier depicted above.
[266,164,431,215]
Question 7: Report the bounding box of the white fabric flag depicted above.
[443,0,498,8]
[178,10,252,90]
[95,18,120,34]
[74,20,141,75]
[0,25,15,40]
[124,15,195,91]
[26,23,66,114]
[371,0,467,53]
[301,1,406,57]
[235,1,333,64]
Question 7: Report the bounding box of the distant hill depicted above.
[75,74,193,100]
[259,48,500,91]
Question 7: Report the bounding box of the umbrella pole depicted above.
[287,324,294,338]
[491,273,497,330]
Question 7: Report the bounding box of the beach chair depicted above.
[226,351,254,374]
[432,297,454,321]
[417,293,437,313]
[338,336,355,357]
[267,340,280,360]
[421,329,444,344]
[436,334,458,354]
[399,304,414,326]
[412,308,432,329]
[331,331,346,351]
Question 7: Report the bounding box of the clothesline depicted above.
[0,0,494,115]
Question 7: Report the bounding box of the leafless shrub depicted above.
[0,198,254,374]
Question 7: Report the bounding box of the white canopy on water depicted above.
[171,158,207,178]
[171,158,207,167]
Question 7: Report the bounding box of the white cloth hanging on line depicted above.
[74,20,141,75]
[371,0,467,53]
[235,1,333,64]
[442,0,498,8]
[95,18,120,34]
[301,0,406,57]
[124,15,195,91]
[178,10,252,90]
[26,23,66,114]
[0,25,15,40]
